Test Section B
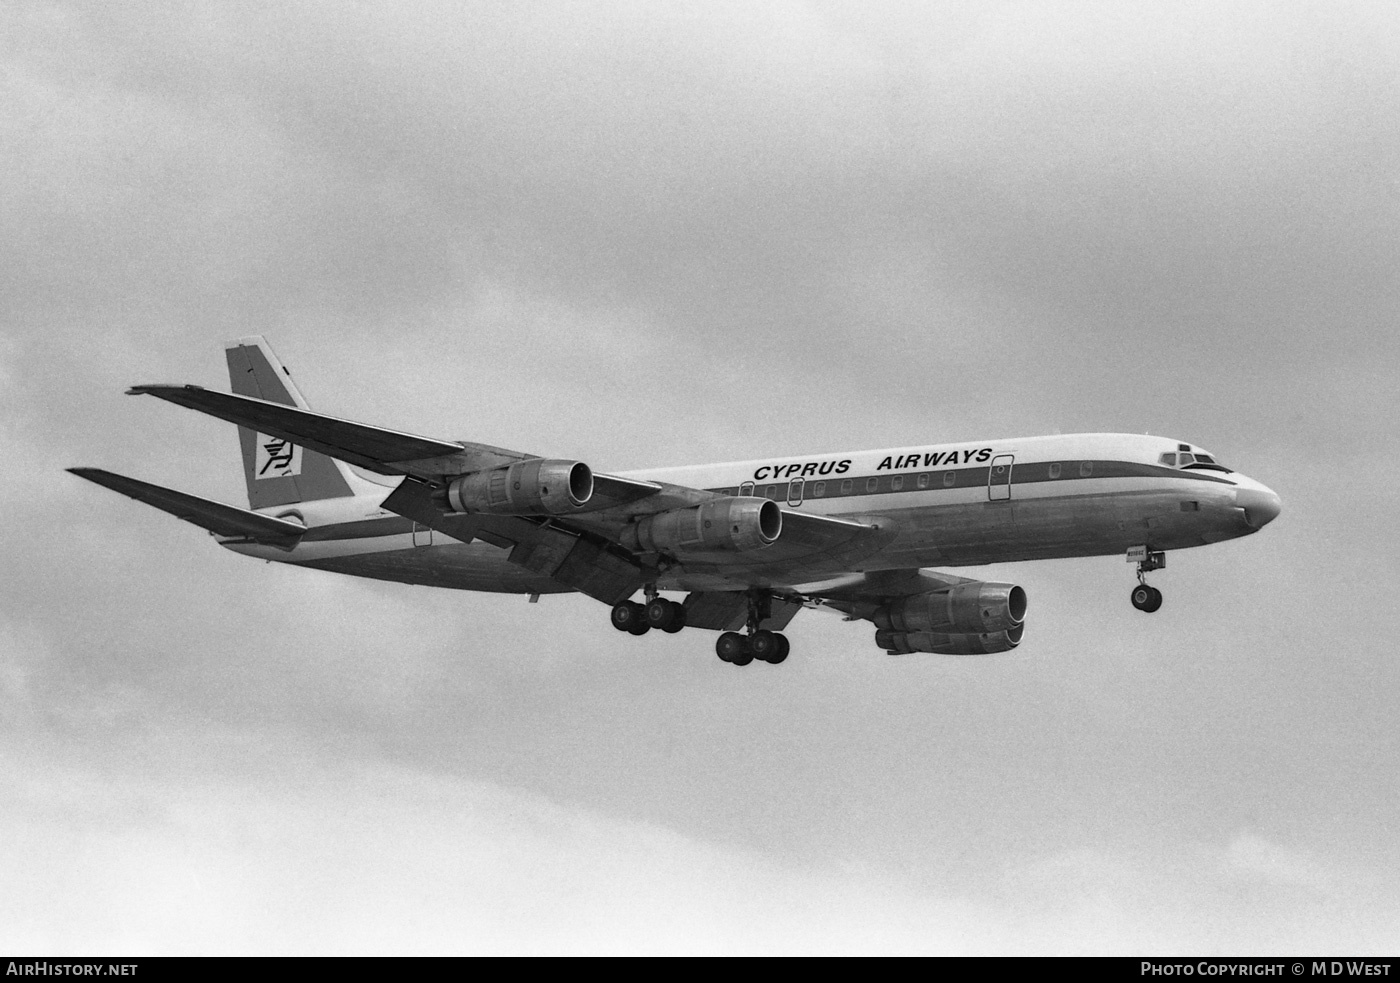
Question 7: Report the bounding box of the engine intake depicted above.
[877,623,1025,656]
[447,459,593,515]
[619,497,781,554]
[873,583,1025,635]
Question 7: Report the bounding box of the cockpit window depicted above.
[1161,450,1232,473]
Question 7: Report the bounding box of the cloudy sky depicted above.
[3,0,1398,955]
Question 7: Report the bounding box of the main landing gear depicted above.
[610,589,793,666]
[610,595,687,635]
[1128,546,1165,613]
[715,592,789,666]
[716,629,789,666]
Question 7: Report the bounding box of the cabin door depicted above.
[988,455,1014,501]
[787,478,805,507]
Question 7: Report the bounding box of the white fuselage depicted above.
[220,433,1280,596]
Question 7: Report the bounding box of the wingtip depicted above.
[126,384,205,396]
[224,335,269,351]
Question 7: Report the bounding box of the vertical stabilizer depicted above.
[225,336,365,508]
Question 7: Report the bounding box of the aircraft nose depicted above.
[1236,486,1282,529]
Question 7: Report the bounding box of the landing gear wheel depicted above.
[768,633,790,665]
[646,598,686,633]
[662,601,686,633]
[749,630,780,663]
[716,632,752,665]
[1131,585,1163,613]
[611,600,648,633]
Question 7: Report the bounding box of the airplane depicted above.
[69,337,1281,666]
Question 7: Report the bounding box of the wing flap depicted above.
[682,591,803,632]
[68,468,306,546]
[778,509,878,543]
[378,477,643,603]
[668,509,894,578]
[591,473,664,508]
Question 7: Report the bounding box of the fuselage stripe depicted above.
[289,460,1232,542]
[711,459,1234,500]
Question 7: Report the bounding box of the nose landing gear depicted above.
[1127,546,1165,613]
[1130,583,1163,612]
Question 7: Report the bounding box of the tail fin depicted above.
[225,336,375,508]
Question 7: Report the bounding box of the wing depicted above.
[127,383,896,604]
[68,468,306,548]
[127,384,659,506]
[128,384,511,476]
[676,568,1001,634]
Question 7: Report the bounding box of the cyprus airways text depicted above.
[752,449,993,481]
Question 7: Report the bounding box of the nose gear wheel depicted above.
[1131,584,1163,612]
[1128,547,1166,613]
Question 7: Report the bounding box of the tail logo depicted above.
[255,434,303,479]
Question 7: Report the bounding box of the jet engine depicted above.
[872,582,1026,635]
[446,459,593,515]
[618,497,781,554]
[876,623,1025,655]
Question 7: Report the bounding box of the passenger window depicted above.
[1049,462,1061,479]
[892,475,904,491]
[841,479,853,494]
[740,481,754,496]
[1080,461,1093,477]
[942,472,956,487]
[812,482,825,497]
[866,477,878,493]
[766,485,779,499]
[917,473,929,489]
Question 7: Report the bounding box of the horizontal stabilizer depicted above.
[128,385,482,477]
[68,468,306,546]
